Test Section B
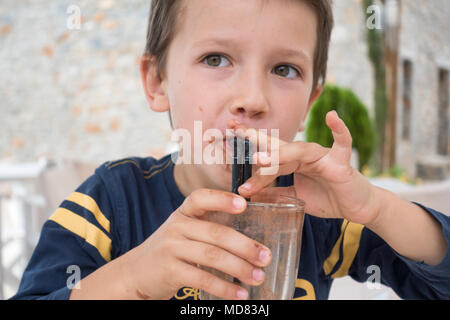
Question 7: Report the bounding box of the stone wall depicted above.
[1,0,173,167]
[327,0,375,115]
[396,0,450,179]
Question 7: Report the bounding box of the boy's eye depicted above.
[202,55,301,79]
[203,54,231,67]
[273,65,301,79]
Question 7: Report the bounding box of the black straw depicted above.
[232,137,243,195]
[243,138,252,190]
[232,136,252,201]
[231,136,252,286]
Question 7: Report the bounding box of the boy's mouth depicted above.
[221,136,234,170]
[207,135,234,170]
[206,134,244,172]
[223,136,234,154]
[207,134,234,153]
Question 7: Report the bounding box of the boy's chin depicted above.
[203,163,233,192]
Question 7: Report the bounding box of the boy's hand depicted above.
[231,111,381,226]
[124,189,272,300]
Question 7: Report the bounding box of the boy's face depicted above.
[143,0,322,191]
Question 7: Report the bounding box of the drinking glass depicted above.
[199,194,305,300]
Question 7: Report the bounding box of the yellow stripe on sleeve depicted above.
[331,222,365,278]
[293,279,316,300]
[66,192,110,233]
[323,220,349,276]
[144,159,171,180]
[50,208,112,262]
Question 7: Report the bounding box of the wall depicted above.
[397,0,450,179]
[1,0,173,167]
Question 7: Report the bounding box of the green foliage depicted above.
[388,164,405,178]
[305,84,376,170]
[362,0,389,174]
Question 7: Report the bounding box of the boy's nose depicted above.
[229,77,270,119]
[230,103,268,119]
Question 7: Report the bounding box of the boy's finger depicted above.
[238,163,297,197]
[227,119,287,153]
[180,262,248,300]
[180,216,272,268]
[326,111,353,165]
[249,186,297,203]
[252,141,328,167]
[177,189,246,218]
[173,239,265,287]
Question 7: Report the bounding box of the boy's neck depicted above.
[173,162,277,198]
[173,163,217,197]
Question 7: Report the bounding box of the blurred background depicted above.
[0,0,448,299]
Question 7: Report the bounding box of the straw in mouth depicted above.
[232,136,253,201]
[231,136,253,286]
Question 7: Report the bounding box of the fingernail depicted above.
[239,182,251,191]
[259,249,271,264]
[236,288,248,300]
[253,268,265,282]
[233,197,245,209]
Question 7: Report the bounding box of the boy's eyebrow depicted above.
[275,48,312,63]
[191,38,243,51]
[192,38,311,62]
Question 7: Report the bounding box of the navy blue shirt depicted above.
[11,153,450,299]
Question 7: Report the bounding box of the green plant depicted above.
[305,84,376,171]
[388,164,404,178]
[362,0,389,174]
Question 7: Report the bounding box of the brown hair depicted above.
[144,0,334,94]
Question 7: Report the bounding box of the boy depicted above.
[12,0,450,300]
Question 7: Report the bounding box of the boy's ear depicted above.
[140,54,170,112]
[298,84,323,132]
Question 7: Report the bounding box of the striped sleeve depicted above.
[49,189,113,262]
[11,171,115,300]
[322,219,365,279]
[321,204,450,299]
